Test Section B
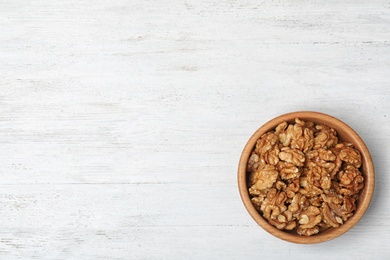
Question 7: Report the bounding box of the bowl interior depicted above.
[238,111,375,244]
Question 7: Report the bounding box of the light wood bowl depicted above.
[238,111,375,244]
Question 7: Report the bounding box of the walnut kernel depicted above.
[248,118,364,236]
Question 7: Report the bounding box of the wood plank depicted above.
[0,0,389,258]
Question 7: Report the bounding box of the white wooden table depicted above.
[1,0,389,259]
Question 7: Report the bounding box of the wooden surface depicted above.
[0,0,389,259]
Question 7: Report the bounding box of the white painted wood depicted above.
[0,0,389,258]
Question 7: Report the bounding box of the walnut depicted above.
[321,192,343,205]
[285,178,300,198]
[277,161,301,180]
[263,204,281,220]
[278,123,295,147]
[337,166,364,196]
[330,156,342,179]
[297,226,320,236]
[273,190,288,212]
[338,196,357,221]
[267,217,286,229]
[322,202,342,228]
[326,196,356,222]
[320,190,358,227]
[248,132,281,173]
[289,123,303,147]
[307,148,337,174]
[251,191,267,210]
[255,132,279,155]
[318,221,332,231]
[260,188,288,212]
[285,221,297,230]
[264,145,280,165]
[260,188,289,228]
[339,145,362,168]
[247,153,261,172]
[249,165,278,191]
[330,143,346,177]
[305,161,332,191]
[298,206,322,229]
[313,124,338,149]
[262,190,296,230]
[275,122,288,134]
[288,193,309,217]
[275,181,286,191]
[307,148,336,161]
[249,187,262,196]
[268,210,297,230]
[278,118,315,152]
[280,210,297,230]
[309,196,322,207]
[315,160,337,175]
[299,176,324,197]
[321,192,350,226]
[247,118,364,236]
[291,119,315,152]
[279,148,305,166]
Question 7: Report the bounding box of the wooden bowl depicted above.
[238,111,375,244]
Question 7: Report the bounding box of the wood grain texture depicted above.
[0,0,389,259]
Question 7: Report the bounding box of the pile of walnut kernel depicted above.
[247,118,364,236]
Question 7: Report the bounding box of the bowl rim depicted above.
[238,111,375,244]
